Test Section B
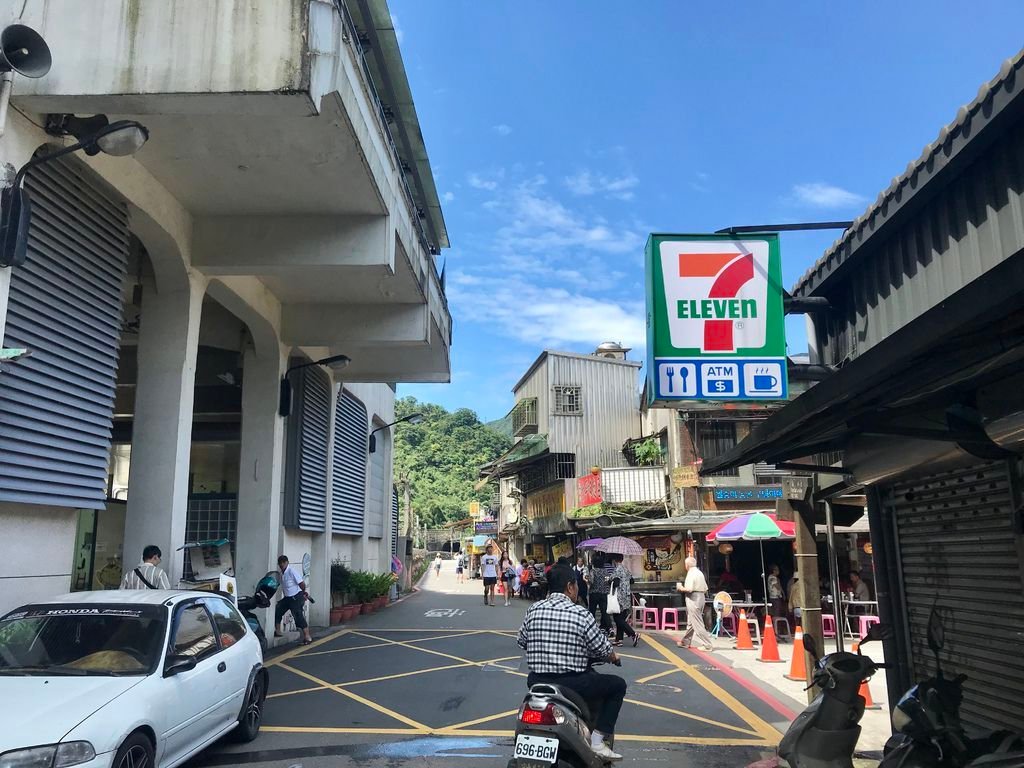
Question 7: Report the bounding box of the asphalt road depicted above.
[189,565,792,768]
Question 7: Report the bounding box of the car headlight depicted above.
[0,742,96,768]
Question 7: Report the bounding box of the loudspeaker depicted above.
[0,24,51,79]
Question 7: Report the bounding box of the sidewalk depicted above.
[656,625,891,755]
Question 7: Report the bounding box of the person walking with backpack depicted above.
[120,545,171,590]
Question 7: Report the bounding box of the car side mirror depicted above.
[164,654,197,677]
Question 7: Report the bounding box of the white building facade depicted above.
[0,0,450,627]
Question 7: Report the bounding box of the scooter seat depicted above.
[528,683,592,724]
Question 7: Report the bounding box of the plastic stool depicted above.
[632,605,644,626]
[822,614,837,638]
[661,608,683,631]
[774,616,792,641]
[722,613,738,636]
[746,615,762,646]
[858,615,880,638]
[639,607,660,630]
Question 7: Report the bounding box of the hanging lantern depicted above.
[863,542,873,555]
[718,543,733,555]
[590,466,601,475]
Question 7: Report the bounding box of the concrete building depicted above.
[0,0,451,627]
[702,51,1024,732]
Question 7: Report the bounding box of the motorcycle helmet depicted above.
[255,571,281,606]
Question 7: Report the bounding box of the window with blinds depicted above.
[332,391,367,535]
[366,422,387,539]
[283,363,331,531]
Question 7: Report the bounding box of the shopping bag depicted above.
[605,593,622,615]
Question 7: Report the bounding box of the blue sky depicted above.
[394,2,1024,422]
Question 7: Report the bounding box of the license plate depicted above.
[514,734,559,763]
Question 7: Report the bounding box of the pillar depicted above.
[124,272,206,584]
[0,267,10,344]
[234,342,288,600]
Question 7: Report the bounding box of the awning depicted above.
[701,253,1024,477]
[472,535,489,547]
[475,434,549,490]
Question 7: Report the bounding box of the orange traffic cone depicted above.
[758,615,784,663]
[735,609,755,650]
[785,625,808,681]
[852,643,881,709]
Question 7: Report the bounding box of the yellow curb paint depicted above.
[277,662,431,731]
[643,634,783,742]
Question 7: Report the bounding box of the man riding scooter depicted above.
[517,564,627,761]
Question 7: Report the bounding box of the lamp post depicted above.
[369,412,423,453]
[278,354,351,417]
[0,119,150,268]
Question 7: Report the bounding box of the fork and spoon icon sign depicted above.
[665,365,688,394]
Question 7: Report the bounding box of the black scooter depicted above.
[509,659,623,768]
[236,571,281,653]
[770,623,892,768]
[880,608,1024,768]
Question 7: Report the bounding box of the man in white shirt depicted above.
[120,545,172,590]
[275,555,312,645]
[676,557,714,651]
[480,543,499,606]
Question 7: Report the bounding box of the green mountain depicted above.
[394,396,512,527]
[485,413,513,439]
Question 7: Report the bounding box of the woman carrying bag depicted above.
[607,553,639,647]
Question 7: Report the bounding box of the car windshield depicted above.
[0,603,167,676]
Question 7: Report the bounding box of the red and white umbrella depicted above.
[595,536,643,556]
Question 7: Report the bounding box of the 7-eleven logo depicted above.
[659,240,770,353]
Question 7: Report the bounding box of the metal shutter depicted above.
[367,428,386,539]
[391,487,399,555]
[289,365,330,531]
[883,460,1024,732]
[0,157,129,508]
[332,391,366,535]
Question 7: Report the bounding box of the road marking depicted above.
[265,629,348,668]
[345,655,522,687]
[642,634,782,742]
[350,630,492,667]
[438,730,772,745]
[636,668,683,684]
[436,709,520,732]
[624,698,761,737]
[262,726,424,735]
[616,651,675,666]
[277,662,430,731]
[267,684,328,700]
[297,629,487,659]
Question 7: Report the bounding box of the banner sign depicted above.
[474,518,498,535]
[645,233,787,404]
[577,473,603,507]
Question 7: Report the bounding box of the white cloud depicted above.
[564,170,639,201]
[442,191,455,203]
[492,124,513,136]
[467,169,504,191]
[792,182,867,210]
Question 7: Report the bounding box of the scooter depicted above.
[236,571,281,653]
[880,608,1024,768]
[509,659,622,768]
[772,622,892,768]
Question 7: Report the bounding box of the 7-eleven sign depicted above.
[646,233,786,403]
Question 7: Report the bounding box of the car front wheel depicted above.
[231,671,266,742]
[113,731,154,768]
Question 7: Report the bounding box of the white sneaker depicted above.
[592,743,622,761]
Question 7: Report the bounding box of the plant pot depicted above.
[375,595,388,609]
[329,607,345,625]
[343,605,360,621]
[360,602,376,615]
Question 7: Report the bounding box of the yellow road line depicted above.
[351,631,484,667]
[262,726,425,735]
[265,629,349,668]
[624,698,761,737]
[636,668,683,684]
[298,640,395,657]
[298,629,488,659]
[345,655,522,687]
[615,651,675,666]
[642,634,782,742]
[436,708,520,731]
[278,662,430,731]
[441,729,772,745]
[266,684,328,699]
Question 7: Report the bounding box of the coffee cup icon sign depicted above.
[752,374,778,391]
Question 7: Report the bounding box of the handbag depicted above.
[605,593,622,615]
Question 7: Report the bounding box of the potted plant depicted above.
[329,558,351,625]
[374,573,391,608]
[350,571,377,614]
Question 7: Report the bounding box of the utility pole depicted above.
[780,476,822,702]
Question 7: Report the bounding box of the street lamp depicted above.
[278,354,351,417]
[0,119,150,268]
[369,412,423,453]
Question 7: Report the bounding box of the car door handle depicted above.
[217,661,226,673]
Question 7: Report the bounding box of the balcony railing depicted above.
[511,398,539,439]
[600,466,667,505]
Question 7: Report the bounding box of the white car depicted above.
[0,590,268,768]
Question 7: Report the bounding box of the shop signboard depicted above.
[552,540,573,561]
[711,485,783,501]
[638,534,687,581]
[645,233,787,404]
[672,464,701,488]
[469,501,481,519]
[474,518,498,535]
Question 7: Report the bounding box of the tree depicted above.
[393,396,511,527]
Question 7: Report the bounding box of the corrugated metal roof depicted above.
[513,349,642,394]
[794,49,1024,297]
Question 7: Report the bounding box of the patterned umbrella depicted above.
[705,513,794,612]
[595,536,643,556]
[576,537,604,550]
[706,512,794,542]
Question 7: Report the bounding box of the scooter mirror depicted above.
[862,622,893,645]
[802,633,819,660]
